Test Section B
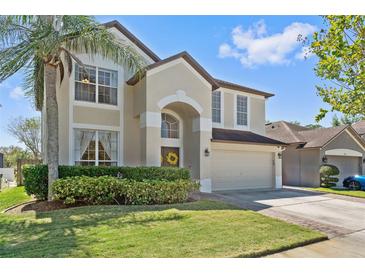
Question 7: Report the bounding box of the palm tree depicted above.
[0,16,145,200]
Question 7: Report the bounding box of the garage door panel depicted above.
[212,149,274,191]
[327,155,361,186]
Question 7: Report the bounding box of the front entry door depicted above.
[161,147,180,167]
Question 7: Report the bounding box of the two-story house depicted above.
[41,20,285,193]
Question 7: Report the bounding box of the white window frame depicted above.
[160,109,184,168]
[212,90,224,128]
[74,64,119,108]
[73,128,119,166]
[234,94,250,130]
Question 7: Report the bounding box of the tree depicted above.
[290,120,302,126]
[304,16,365,122]
[0,146,32,168]
[305,124,323,129]
[8,117,41,159]
[332,113,363,127]
[0,16,145,200]
[332,114,341,127]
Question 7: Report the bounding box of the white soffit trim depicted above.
[192,117,212,132]
[147,58,212,89]
[72,123,120,132]
[157,90,203,114]
[325,149,362,157]
[140,111,161,128]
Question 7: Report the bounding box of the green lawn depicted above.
[308,187,365,199]
[0,197,326,257]
[0,186,33,212]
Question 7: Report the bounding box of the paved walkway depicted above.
[197,188,365,257]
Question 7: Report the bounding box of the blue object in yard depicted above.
[343,175,365,190]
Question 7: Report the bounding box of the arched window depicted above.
[161,113,179,138]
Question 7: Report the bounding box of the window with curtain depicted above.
[161,113,179,139]
[74,129,118,166]
[212,91,221,123]
[75,64,118,105]
[236,95,248,126]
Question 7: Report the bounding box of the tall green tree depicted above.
[305,16,365,122]
[8,116,41,159]
[332,113,363,127]
[0,16,145,200]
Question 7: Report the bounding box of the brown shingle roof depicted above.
[266,121,365,149]
[297,125,347,148]
[265,121,309,144]
[352,120,365,135]
[214,79,274,98]
[212,128,286,146]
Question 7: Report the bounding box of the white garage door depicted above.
[327,155,361,186]
[211,149,274,191]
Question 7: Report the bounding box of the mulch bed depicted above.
[5,200,88,214]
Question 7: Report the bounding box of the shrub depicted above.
[52,176,199,205]
[24,165,191,200]
[23,164,48,200]
[320,164,339,188]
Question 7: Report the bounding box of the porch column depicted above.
[193,117,212,193]
[140,112,161,166]
[274,151,283,189]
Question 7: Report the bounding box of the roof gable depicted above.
[103,20,160,63]
[127,51,219,89]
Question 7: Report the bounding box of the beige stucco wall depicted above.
[218,87,267,135]
[299,149,321,187]
[146,61,212,118]
[249,97,266,135]
[124,85,142,166]
[282,144,301,186]
[322,130,365,155]
[73,106,120,126]
[223,92,234,128]
[321,129,365,176]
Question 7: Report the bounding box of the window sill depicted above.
[73,100,120,110]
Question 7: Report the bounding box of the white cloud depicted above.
[9,86,25,100]
[218,20,317,68]
[295,46,313,60]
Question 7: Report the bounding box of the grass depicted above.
[0,194,326,257]
[307,187,365,199]
[0,186,33,212]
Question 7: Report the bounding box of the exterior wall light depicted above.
[204,148,210,157]
[277,152,282,159]
[322,156,328,163]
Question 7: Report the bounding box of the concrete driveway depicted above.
[205,187,365,257]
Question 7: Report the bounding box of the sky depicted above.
[0,15,335,148]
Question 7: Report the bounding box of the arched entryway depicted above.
[160,101,202,179]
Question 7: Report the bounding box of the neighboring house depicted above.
[41,20,285,193]
[0,153,3,168]
[352,120,365,140]
[266,121,365,187]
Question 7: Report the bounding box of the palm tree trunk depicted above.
[45,63,59,201]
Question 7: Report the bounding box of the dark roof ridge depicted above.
[103,20,160,62]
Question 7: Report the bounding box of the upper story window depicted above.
[75,64,118,105]
[74,129,118,166]
[236,95,248,126]
[212,91,221,124]
[161,113,179,139]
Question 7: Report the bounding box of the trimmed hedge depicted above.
[320,164,339,188]
[24,165,191,200]
[52,176,199,205]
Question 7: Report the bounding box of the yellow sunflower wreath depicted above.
[166,152,179,165]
